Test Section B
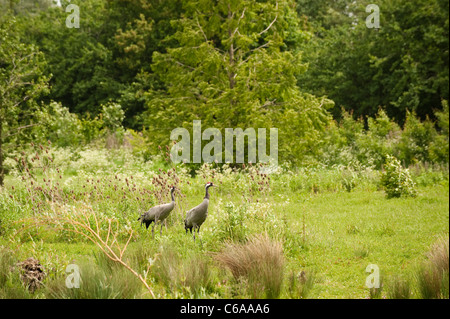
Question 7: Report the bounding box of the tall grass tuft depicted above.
[387,275,411,299]
[286,270,315,299]
[0,249,34,298]
[152,242,214,298]
[152,243,182,290]
[182,256,214,297]
[45,255,143,299]
[215,234,284,298]
[416,236,449,299]
[0,248,15,288]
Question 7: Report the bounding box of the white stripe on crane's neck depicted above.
[204,184,212,200]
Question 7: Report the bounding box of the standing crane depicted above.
[138,186,176,237]
[184,182,215,242]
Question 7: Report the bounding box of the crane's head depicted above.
[205,182,214,189]
[170,186,176,192]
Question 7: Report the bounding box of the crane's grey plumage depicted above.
[184,182,214,242]
[138,186,176,237]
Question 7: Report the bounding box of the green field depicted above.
[0,148,448,299]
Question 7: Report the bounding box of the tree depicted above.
[16,0,123,116]
[17,0,183,128]
[0,16,49,185]
[297,0,449,124]
[0,0,55,17]
[144,0,332,164]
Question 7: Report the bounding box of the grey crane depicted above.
[137,186,176,237]
[184,182,215,242]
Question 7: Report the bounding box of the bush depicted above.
[429,100,449,163]
[380,155,417,198]
[216,202,247,242]
[354,109,401,169]
[396,111,438,166]
[38,101,84,147]
[101,102,125,132]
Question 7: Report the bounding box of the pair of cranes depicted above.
[137,182,214,242]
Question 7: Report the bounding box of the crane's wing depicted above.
[185,200,209,227]
[138,202,169,223]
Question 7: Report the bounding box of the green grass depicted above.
[0,149,448,299]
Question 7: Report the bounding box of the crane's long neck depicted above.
[171,189,175,202]
[204,186,210,200]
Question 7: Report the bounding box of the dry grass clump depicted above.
[215,234,284,298]
[416,236,449,299]
[427,236,449,275]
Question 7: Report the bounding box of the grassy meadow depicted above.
[0,146,448,299]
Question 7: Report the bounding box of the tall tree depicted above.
[144,0,333,164]
[297,0,449,124]
[0,16,49,185]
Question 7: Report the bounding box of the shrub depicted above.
[216,202,247,242]
[38,101,84,147]
[355,109,401,169]
[215,234,284,298]
[396,111,438,166]
[101,102,125,132]
[380,155,417,198]
[429,100,449,163]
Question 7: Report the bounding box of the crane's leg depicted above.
[160,221,163,235]
[198,227,203,247]
[152,219,156,239]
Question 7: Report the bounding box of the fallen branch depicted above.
[15,203,156,298]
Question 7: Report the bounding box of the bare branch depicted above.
[196,17,208,42]
[4,123,40,139]
[231,7,246,38]
[258,2,278,36]
[15,206,156,299]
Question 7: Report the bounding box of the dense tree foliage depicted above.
[0,16,49,185]
[144,0,333,163]
[297,0,449,124]
[0,0,448,184]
